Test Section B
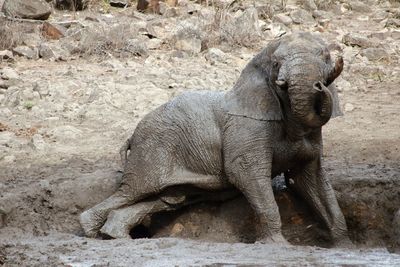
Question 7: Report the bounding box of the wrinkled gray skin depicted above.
[80,32,351,246]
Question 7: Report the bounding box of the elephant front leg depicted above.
[223,119,286,244]
[287,158,352,247]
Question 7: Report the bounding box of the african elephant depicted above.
[80,32,351,246]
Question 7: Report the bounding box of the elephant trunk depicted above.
[290,81,333,128]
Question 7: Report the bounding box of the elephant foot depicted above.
[256,233,290,246]
[100,199,172,239]
[100,206,144,239]
[80,209,104,238]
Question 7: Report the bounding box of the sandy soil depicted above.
[0,0,400,266]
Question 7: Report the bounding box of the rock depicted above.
[342,33,378,48]
[0,50,13,61]
[344,103,355,112]
[147,38,163,50]
[39,43,70,60]
[0,131,16,146]
[349,0,371,13]
[166,0,177,6]
[360,48,389,61]
[41,22,66,40]
[30,134,47,151]
[109,0,131,8]
[302,0,317,11]
[159,2,178,17]
[1,67,19,80]
[49,125,82,141]
[290,9,314,25]
[273,13,293,26]
[386,18,400,28]
[2,0,51,20]
[125,39,148,57]
[267,22,289,38]
[175,38,202,54]
[3,155,15,163]
[54,0,88,10]
[12,46,38,60]
[205,48,226,65]
[312,10,333,20]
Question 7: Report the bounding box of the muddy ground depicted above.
[1,0,400,266]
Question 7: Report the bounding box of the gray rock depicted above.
[342,33,378,48]
[125,39,148,57]
[2,0,51,20]
[349,0,371,13]
[1,67,19,80]
[360,48,389,61]
[175,38,202,54]
[109,0,131,8]
[30,134,47,151]
[49,125,82,141]
[290,8,314,24]
[312,10,333,20]
[147,38,163,50]
[205,48,226,65]
[302,0,317,11]
[12,46,39,60]
[393,209,400,252]
[267,22,290,38]
[39,43,70,60]
[0,50,13,61]
[273,13,293,26]
[386,18,400,28]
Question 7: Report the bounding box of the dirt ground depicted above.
[1,0,400,266]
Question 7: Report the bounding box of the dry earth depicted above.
[0,0,400,266]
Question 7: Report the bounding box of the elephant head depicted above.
[224,32,343,128]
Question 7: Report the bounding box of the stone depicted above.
[147,38,163,50]
[393,209,400,252]
[54,0,88,10]
[0,50,13,61]
[175,38,202,54]
[342,33,378,48]
[205,48,226,65]
[125,39,148,57]
[386,18,400,28]
[267,22,289,38]
[360,48,389,61]
[2,0,51,20]
[12,46,38,60]
[302,0,317,11]
[49,125,82,141]
[290,8,314,25]
[273,13,293,26]
[1,67,19,80]
[349,0,371,13]
[109,0,131,8]
[344,103,354,112]
[41,22,66,40]
[170,223,184,236]
[312,10,333,20]
[30,134,47,151]
[39,43,70,60]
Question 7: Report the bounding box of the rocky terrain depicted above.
[0,0,400,266]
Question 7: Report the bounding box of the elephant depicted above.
[80,32,352,246]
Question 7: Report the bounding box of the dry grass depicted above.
[0,19,28,50]
[79,23,147,57]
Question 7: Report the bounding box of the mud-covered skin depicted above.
[80,32,351,246]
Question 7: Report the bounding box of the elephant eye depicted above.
[273,61,279,69]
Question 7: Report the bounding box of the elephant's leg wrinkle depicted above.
[287,158,350,245]
[80,191,135,238]
[223,118,286,243]
[100,199,172,239]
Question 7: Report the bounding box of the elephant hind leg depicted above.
[80,190,137,238]
[100,199,174,239]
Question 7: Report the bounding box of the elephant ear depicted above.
[222,42,283,121]
[328,83,343,118]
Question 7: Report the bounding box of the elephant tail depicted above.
[119,137,131,168]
